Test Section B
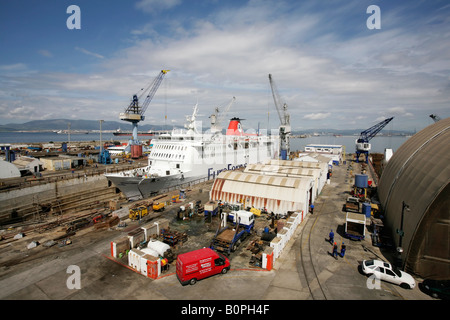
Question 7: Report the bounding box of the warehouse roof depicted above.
[244,163,320,179]
[210,170,313,214]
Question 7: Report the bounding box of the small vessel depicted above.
[113,128,159,137]
[105,104,280,200]
[56,130,89,134]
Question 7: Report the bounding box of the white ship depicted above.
[105,104,280,200]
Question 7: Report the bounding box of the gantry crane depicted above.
[210,97,236,133]
[355,117,394,163]
[268,74,291,160]
[120,69,169,143]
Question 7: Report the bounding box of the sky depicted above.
[0,0,449,132]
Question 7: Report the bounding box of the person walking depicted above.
[329,229,334,244]
[340,242,346,258]
[332,242,338,259]
[310,204,314,214]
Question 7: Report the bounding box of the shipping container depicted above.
[176,248,230,285]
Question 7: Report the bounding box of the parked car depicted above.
[420,279,450,300]
[361,259,416,289]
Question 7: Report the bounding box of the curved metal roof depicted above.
[377,117,450,277]
[210,170,313,214]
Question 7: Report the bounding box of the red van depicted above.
[176,248,230,285]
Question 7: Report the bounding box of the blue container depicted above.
[362,202,371,218]
[355,174,368,188]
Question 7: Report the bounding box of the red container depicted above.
[131,144,143,159]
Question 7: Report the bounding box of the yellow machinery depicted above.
[153,202,165,212]
[250,207,261,216]
[129,205,148,220]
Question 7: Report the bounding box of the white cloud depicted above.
[303,113,331,120]
[38,49,53,58]
[135,0,182,14]
[75,47,104,59]
[1,1,449,131]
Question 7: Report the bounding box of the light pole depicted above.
[99,120,104,163]
[396,201,410,268]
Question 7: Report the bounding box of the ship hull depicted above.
[106,161,249,200]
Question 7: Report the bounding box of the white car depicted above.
[361,259,416,289]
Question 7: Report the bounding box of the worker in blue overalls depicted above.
[329,229,334,244]
[332,242,338,259]
[340,242,346,258]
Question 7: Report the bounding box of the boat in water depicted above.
[112,128,170,136]
[105,104,280,200]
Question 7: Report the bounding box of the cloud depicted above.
[303,113,331,120]
[135,0,182,14]
[0,63,28,71]
[75,47,104,59]
[38,49,53,58]
[1,1,449,131]
[387,107,414,117]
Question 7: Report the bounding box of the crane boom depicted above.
[121,70,169,122]
[357,117,394,143]
[210,97,236,133]
[268,74,290,160]
[119,69,169,145]
[355,117,394,163]
[268,74,290,126]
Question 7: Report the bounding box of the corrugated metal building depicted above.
[244,163,325,197]
[210,170,314,214]
[266,159,329,176]
[378,117,450,279]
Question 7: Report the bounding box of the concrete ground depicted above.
[0,160,435,307]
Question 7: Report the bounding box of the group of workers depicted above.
[328,229,346,259]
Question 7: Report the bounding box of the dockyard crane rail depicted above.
[355,117,394,163]
[268,74,291,160]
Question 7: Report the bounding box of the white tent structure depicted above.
[0,159,21,179]
[210,170,314,214]
[244,163,325,197]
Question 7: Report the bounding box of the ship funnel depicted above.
[226,117,244,136]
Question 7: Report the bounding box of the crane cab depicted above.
[356,140,371,152]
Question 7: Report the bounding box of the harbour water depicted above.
[0,131,409,154]
[289,135,409,154]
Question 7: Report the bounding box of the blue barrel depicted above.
[355,174,368,188]
[362,202,371,218]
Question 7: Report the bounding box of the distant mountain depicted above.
[0,119,179,132]
[0,119,413,135]
[291,128,413,136]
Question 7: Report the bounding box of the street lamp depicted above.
[396,201,410,268]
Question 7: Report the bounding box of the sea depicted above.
[0,131,410,154]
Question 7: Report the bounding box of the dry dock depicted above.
[0,156,434,305]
